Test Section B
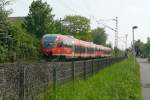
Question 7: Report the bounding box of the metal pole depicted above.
[60,18,62,33]
[132,28,135,67]
[115,17,118,48]
[132,26,138,67]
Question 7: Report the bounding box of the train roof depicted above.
[43,34,58,37]
[42,34,111,50]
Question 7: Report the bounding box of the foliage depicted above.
[75,32,93,41]
[0,0,12,62]
[145,43,150,50]
[9,21,40,61]
[106,43,112,48]
[91,27,107,45]
[0,0,110,63]
[52,19,69,35]
[0,20,40,63]
[0,46,7,62]
[40,57,141,100]
[0,0,11,35]
[113,47,124,57]
[134,39,145,56]
[144,43,150,52]
[142,39,150,57]
[63,15,92,41]
[0,0,11,24]
[0,0,40,63]
[64,15,90,34]
[24,0,55,38]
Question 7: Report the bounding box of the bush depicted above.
[0,46,7,63]
[0,21,40,63]
[9,21,40,61]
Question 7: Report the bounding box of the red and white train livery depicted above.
[41,34,112,58]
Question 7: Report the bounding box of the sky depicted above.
[8,0,150,49]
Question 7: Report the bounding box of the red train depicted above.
[41,34,112,59]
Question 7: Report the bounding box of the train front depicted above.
[41,34,60,57]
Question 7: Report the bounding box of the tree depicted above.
[145,43,150,51]
[8,21,39,62]
[0,0,11,33]
[113,47,125,57]
[91,27,107,45]
[0,0,40,63]
[24,0,55,38]
[0,0,11,21]
[106,43,112,48]
[64,15,90,34]
[0,0,12,62]
[134,39,144,56]
[144,41,150,56]
[52,19,69,34]
[63,15,92,41]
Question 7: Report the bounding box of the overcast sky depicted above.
[8,0,150,49]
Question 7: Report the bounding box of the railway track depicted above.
[42,56,110,62]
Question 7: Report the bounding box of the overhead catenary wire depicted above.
[96,20,116,32]
[80,0,93,18]
[58,0,87,16]
[53,0,120,48]
[57,0,96,20]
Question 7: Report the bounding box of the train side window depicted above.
[78,46,80,53]
[58,42,63,47]
[79,46,81,53]
[75,45,77,52]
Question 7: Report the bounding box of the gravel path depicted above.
[137,58,150,100]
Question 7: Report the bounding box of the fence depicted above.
[0,57,126,100]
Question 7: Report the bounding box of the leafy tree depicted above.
[106,43,112,48]
[24,0,55,38]
[8,21,39,62]
[53,19,69,34]
[144,41,150,57]
[63,15,92,41]
[0,0,11,34]
[134,39,144,56]
[144,38,150,52]
[145,43,150,51]
[0,0,11,22]
[0,0,40,63]
[91,27,107,45]
[75,32,92,41]
[64,15,90,34]
[0,0,12,62]
[113,47,124,57]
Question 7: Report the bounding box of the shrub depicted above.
[0,21,40,63]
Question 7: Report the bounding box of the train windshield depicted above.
[42,35,57,48]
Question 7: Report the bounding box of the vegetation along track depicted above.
[40,56,141,100]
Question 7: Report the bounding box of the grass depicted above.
[39,57,141,100]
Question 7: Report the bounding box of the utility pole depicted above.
[60,18,62,33]
[132,26,138,68]
[114,17,118,48]
[60,18,67,33]
[97,17,118,48]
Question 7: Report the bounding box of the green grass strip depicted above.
[40,57,141,100]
